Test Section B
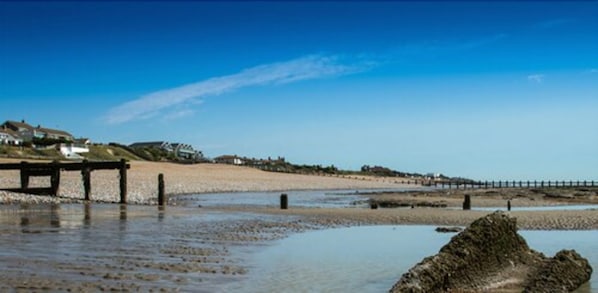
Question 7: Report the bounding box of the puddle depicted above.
[232,225,598,293]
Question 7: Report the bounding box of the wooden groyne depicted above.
[402,180,596,189]
[0,159,130,202]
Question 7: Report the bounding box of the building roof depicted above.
[0,126,22,139]
[37,126,73,137]
[129,141,170,148]
[4,120,33,131]
[3,120,73,138]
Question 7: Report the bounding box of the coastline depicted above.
[0,159,410,205]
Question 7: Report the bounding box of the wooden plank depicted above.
[1,187,54,195]
[0,161,130,171]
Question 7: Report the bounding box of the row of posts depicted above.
[432,180,595,189]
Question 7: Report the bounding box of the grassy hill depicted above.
[0,144,143,161]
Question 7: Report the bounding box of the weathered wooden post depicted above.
[527,181,530,188]
[20,161,30,190]
[158,173,166,206]
[519,181,522,188]
[463,194,471,210]
[507,200,511,211]
[485,181,488,189]
[370,201,378,209]
[119,159,127,204]
[280,193,288,210]
[50,160,60,196]
[548,181,551,188]
[82,159,91,201]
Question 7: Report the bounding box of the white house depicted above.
[0,126,23,145]
[214,155,245,165]
[59,143,89,159]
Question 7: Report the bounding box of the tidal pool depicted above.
[230,225,598,293]
[177,188,417,208]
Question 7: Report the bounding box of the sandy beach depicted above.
[0,159,407,204]
[1,159,597,231]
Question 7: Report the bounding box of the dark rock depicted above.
[389,211,592,292]
[434,226,463,233]
[524,250,593,292]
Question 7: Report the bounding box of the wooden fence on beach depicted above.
[401,180,597,189]
[0,159,130,202]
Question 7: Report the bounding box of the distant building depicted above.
[129,141,174,153]
[1,120,74,142]
[129,141,202,160]
[0,125,23,145]
[214,155,245,165]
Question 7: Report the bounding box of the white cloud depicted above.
[527,74,545,84]
[103,55,368,124]
[589,69,598,74]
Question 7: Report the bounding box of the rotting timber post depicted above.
[280,193,288,210]
[119,159,127,204]
[158,173,166,206]
[82,159,91,201]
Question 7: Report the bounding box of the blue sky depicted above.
[1,1,597,180]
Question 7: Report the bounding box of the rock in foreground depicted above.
[390,211,592,292]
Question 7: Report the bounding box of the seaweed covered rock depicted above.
[389,211,592,292]
[524,250,593,292]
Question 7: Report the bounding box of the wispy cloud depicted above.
[103,55,369,124]
[527,74,545,83]
[588,69,598,74]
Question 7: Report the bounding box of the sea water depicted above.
[231,225,598,293]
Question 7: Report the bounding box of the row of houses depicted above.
[1,120,75,145]
[129,141,203,161]
[2,119,204,162]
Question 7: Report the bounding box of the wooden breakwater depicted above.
[0,159,130,203]
[401,180,596,189]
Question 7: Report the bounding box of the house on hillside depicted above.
[171,143,198,160]
[0,125,23,145]
[214,155,245,165]
[1,120,74,142]
[129,141,174,153]
[129,141,203,160]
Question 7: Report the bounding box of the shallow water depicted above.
[232,226,598,293]
[178,188,416,208]
[0,204,273,292]
[1,203,595,292]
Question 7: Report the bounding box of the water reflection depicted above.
[49,203,60,228]
[83,202,91,226]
